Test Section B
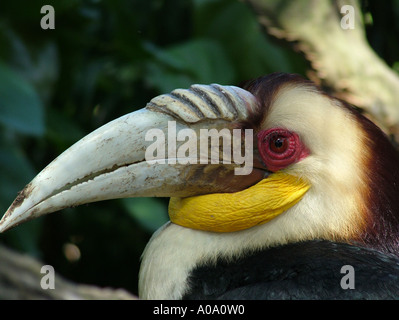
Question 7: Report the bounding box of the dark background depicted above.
[0,0,398,296]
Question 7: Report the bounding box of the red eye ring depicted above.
[257,128,309,172]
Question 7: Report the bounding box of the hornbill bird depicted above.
[1,72,399,299]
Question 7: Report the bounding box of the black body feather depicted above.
[183,240,399,299]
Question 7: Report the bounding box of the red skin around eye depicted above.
[257,128,309,172]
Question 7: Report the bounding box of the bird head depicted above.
[1,72,399,281]
[239,73,399,254]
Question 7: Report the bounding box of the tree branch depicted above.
[0,245,137,300]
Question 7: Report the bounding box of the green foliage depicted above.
[145,39,235,92]
[123,198,169,233]
[0,0,397,295]
[0,63,45,136]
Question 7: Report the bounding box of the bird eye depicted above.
[257,128,309,172]
[270,136,289,153]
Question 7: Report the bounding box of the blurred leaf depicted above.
[0,24,59,105]
[144,39,235,92]
[0,141,42,256]
[194,0,298,79]
[0,62,45,136]
[46,107,86,150]
[122,198,169,233]
[394,61,399,74]
[0,142,35,211]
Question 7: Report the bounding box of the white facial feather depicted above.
[267,84,369,240]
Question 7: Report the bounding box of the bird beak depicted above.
[0,84,267,232]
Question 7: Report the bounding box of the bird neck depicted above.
[138,221,290,299]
